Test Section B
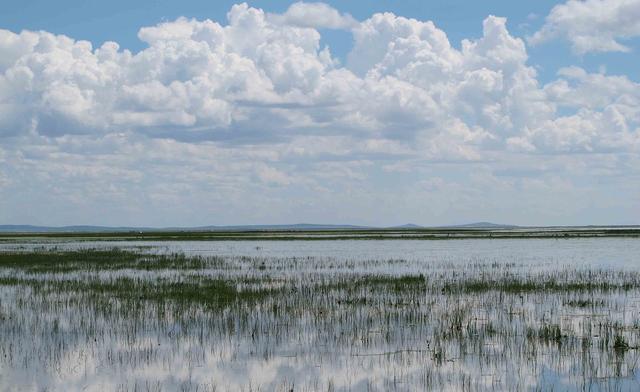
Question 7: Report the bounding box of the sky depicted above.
[0,0,639,227]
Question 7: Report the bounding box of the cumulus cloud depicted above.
[268,2,358,30]
[2,2,636,154]
[508,66,640,152]
[529,0,640,54]
[0,2,638,225]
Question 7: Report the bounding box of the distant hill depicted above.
[0,223,369,233]
[390,223,423,229]
[2,222,638,234]
[448,222,519,229]
[192,224,369,231]
[0,225,155,233]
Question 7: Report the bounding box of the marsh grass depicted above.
[1,247,640,390]
[0,248,219,272]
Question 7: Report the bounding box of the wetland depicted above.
[0,233,639,391]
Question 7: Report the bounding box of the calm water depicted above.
[2,237,639,267]
[1,238,639,391]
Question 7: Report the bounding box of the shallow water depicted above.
[0,238,639,391]
[2,237,639,267]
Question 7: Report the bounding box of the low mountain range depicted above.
[0,222,518,233]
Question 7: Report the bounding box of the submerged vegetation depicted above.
[1,243,640,390]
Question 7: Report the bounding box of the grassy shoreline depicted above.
[1,227,639,242]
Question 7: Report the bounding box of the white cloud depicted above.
[2,4,632,154]
[529,0,640,54]
[509,106,640,153]
[268,2,358,30]
[256,165,293,186]
[0,3,638,225]
[508,66,640,153]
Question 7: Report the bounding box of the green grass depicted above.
[441,276,640,294]
[1,247,640,390]
[0,249,217,272]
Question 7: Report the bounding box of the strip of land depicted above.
[0,226,639,241]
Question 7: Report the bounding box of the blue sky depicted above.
[0,0,639,226]
[3,0,638,82]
